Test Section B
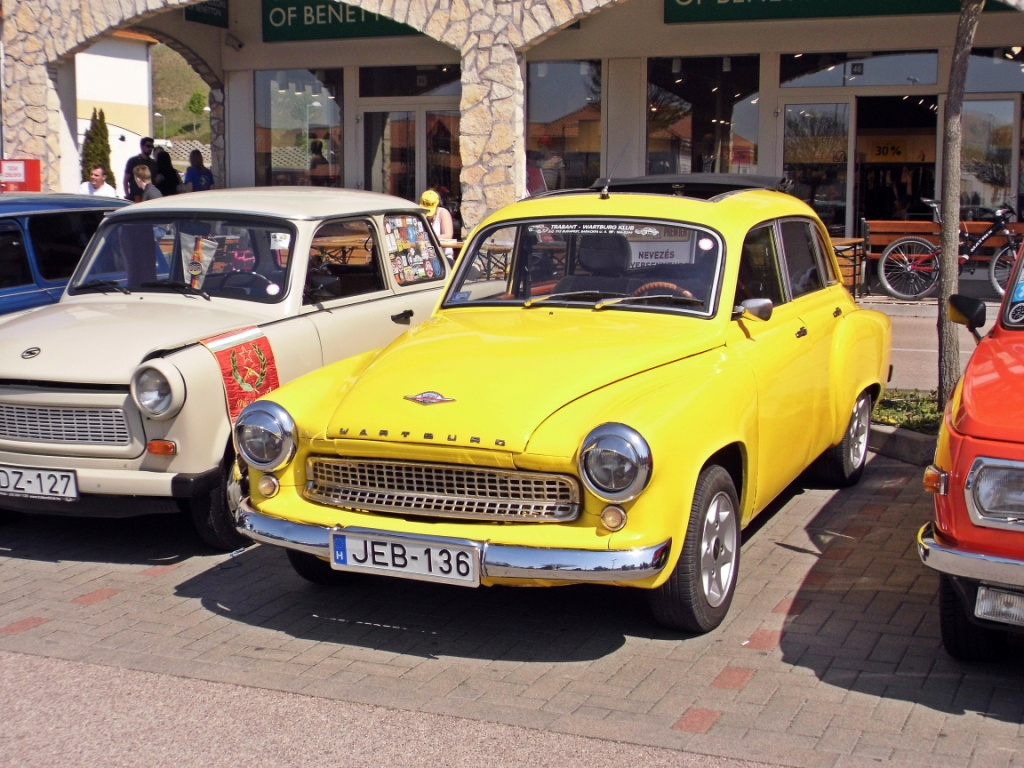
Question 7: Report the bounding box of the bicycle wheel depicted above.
[989,244,1018,297]
[878,236,940,300]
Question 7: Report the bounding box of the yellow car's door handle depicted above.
[795,326,808,338]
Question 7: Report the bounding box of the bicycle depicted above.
[877,199,1019,300]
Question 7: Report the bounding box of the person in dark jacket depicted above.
[154,148,182,196]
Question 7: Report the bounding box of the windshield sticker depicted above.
[385,215,443,286]
[629,240,695,269]
[200,327,281,421]
[271,232,291,251]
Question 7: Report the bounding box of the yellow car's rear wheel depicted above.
[649,464,739,633]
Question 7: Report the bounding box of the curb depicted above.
[869,423,937,467]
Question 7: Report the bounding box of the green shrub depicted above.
[873,389,942,435]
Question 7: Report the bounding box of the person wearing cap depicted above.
[420,188,454,259]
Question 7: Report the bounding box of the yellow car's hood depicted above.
[325,310,723,453]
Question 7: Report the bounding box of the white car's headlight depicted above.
[579,423,652,503]
[234,402,297,472]
[130,359,185,420]
[968,458,1024,524]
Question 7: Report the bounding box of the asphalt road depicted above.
[861,267,1002,391]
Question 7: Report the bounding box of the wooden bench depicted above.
[863,219,1024,261]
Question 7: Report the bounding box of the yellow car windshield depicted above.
[445,218,722,316]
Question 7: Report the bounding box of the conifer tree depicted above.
[80,109,112,183]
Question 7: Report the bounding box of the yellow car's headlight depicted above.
[579,423,652,503]
[130,360,185,420]
[234,402,297,472]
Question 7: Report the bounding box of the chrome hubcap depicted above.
[701,491,737,608]
[848,396,870,468]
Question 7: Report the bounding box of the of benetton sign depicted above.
[262,0,418,42]
[665,0,1015,24]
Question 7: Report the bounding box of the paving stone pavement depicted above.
[0,453,1022,768]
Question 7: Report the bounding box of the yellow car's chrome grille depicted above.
[304,457,580,521]
[0,403,130,445]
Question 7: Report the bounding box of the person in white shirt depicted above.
[78,164,118,197]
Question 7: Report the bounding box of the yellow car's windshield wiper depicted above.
[523,290,628,308]
[595,294,704,310]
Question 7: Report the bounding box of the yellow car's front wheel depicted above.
[649,464,739,633]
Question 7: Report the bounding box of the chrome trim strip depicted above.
[236,499,670,582]
[917,522,1024,589]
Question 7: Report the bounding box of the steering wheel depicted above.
[631,281,693,298]
[220,271,273,290]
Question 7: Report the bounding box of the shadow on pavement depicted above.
[773,457,1024,721]
[172,542,676,662]
[0,508,210,566]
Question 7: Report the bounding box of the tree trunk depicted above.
[938,0,986,406]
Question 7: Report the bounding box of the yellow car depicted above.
[234,175,892,633]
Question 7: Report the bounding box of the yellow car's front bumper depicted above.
[237,498,672,584]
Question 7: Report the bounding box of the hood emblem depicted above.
[21,347,40,359]
[404,391,455,405]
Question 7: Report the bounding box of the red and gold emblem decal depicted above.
[201,327,281,421]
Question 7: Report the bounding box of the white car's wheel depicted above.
[190,457,252,551]
[649,465,740,633]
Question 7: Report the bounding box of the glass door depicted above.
[363,110,416,201]
[426,110,462,236]
[362,107,463,236]
[961,96,1019,218]
[780,101,853,237]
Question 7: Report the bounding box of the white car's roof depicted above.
[108,187,424,220]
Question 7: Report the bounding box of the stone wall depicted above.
[2,0,619,227]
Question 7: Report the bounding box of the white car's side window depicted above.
[304,219,385,304]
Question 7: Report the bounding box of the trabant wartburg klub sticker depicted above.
[200,327,281,421]
[404,391,455,405]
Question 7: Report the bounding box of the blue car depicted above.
[0,193,129,314]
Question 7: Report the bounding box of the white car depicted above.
[0,188,448,549]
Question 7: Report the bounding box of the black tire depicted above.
[878,236,940,300]
[649,465,740,633]
[938,575,1008,662]
[989,245,1017,297]
[189,459,252,551]
[813,390,872,487]
[287,549,348,586]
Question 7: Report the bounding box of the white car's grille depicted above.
[0,403,131,445]
[304,457,580,521]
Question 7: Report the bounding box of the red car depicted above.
[919,261,1024,661]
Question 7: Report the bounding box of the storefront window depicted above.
[526,61,601,194]
[646,56,759,176]
[255,69,343,187]
[967,48,1024,92]
[781,51,937,88]
[783,103,850,236]
[359,65,460,98]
